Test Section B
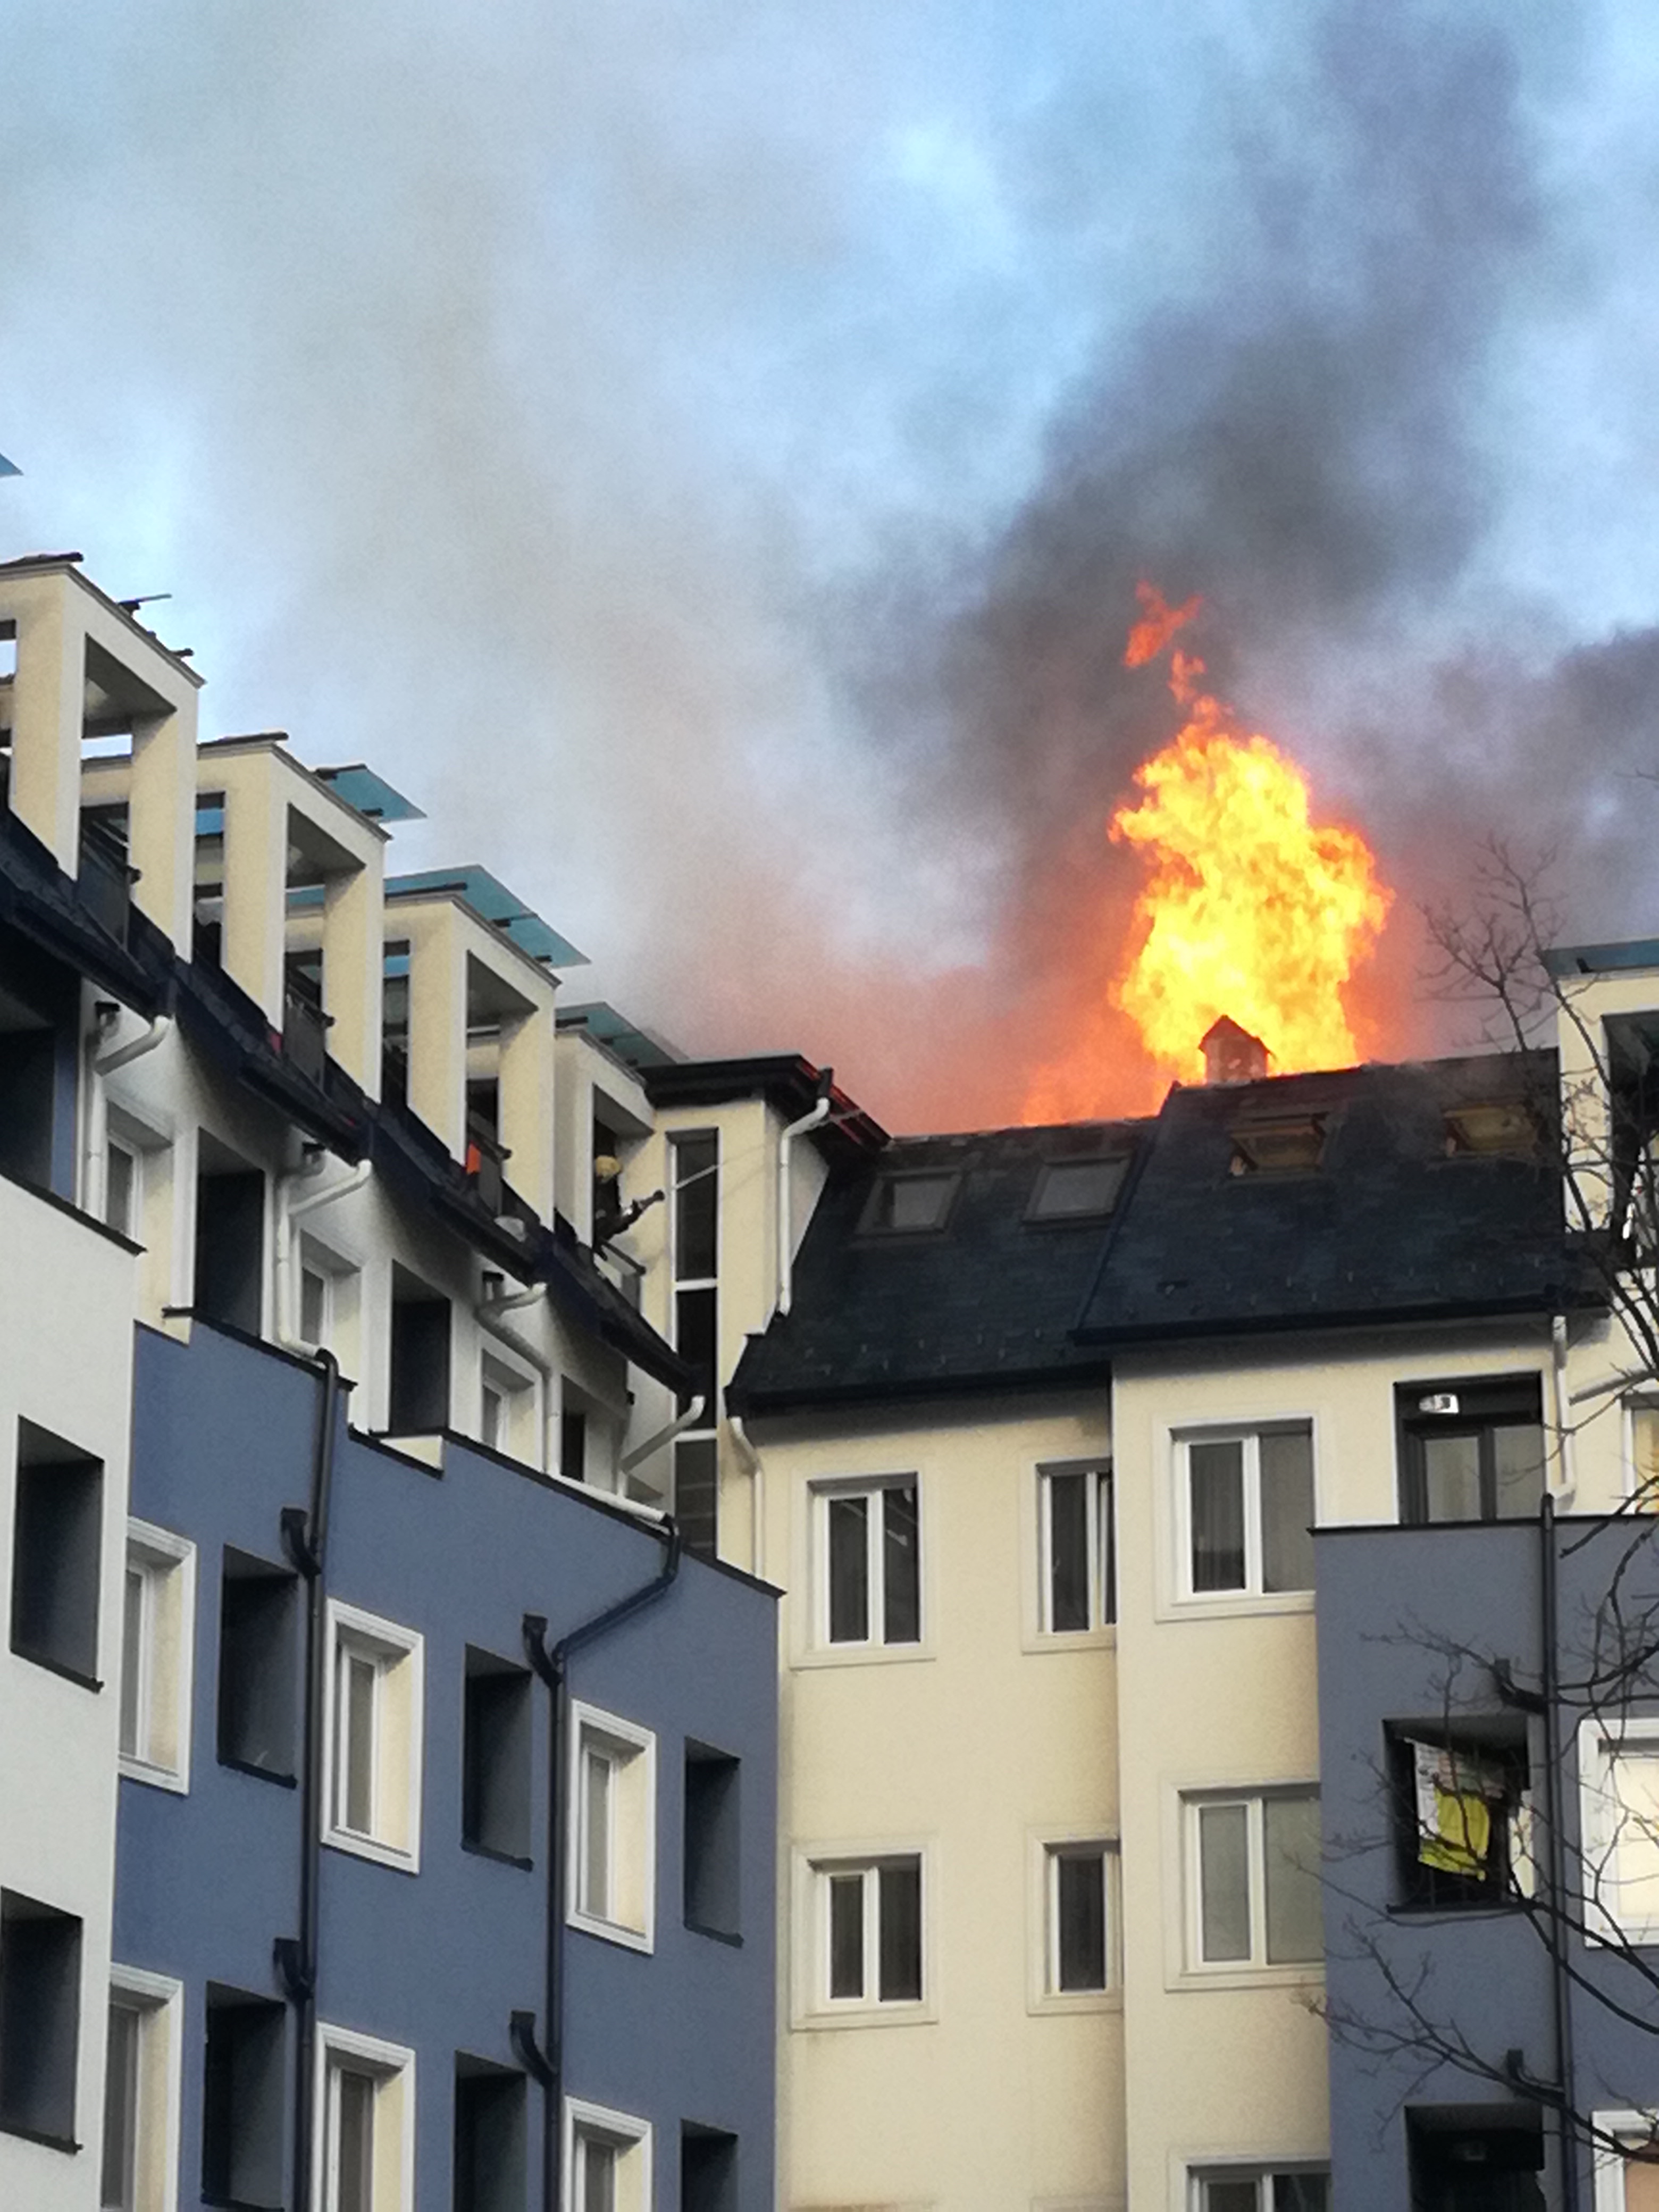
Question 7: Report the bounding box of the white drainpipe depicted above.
[274,1159,371,1351]
[1549,1312,1577,1503]
[82,1009,173,1219]
[777,1085,832,1317]
[474,1279,555,1469]
[619,1395,707,1478]
[728,1410,765,1580]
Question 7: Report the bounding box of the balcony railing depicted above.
[77,817,133,945]
[283,985,333,1086]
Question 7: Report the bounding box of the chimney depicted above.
[1201,1016,1270,1086]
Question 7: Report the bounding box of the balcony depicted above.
[77,815,133,945]
[283,976,333,1088]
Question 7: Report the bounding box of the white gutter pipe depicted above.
[474,1279,557,1471]
[1549,1313,1577,1503]
[82,1010,173,1219]
[274,1158,371,1352]
[777,1079,832,1317]
[619,1395,707,1478]
[728,1410,765,1581]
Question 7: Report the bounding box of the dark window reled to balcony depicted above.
[1397,1376,1546,1525]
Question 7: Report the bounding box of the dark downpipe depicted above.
[274,1349,341,2212]
[1540,1490,1581,2212]
[524,1515,682,2212]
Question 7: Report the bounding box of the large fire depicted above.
[1023,584,1392,1116]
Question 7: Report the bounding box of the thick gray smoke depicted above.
[6,2,1659,1129]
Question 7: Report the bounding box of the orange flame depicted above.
[1023,586,1392,1114]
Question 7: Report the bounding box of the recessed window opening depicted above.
[1180,1424,1314,1598]
[858,1169,958,1234]
[1389,1721,1531,1910]
[0,1891,82,2149]
[193,1139,264,1336]
[1228,1116,1325,1175]
[1027,1156,1129,1220]
[684,1742,741,1939]
[202,1985,286,2208]
[102,1970,180,2212]
[317,2025,413,2212]
[1046,1842,1111,1994]
[120,1520,196,1787]
[388,1268,450,1434]
[1443,1101,1537,1158]
[816,1854,923,2005]
[1397,1376,1546,1525]
[325,1602,423,1867]
[11,1417,103,1683]
[1041,1463,1114,1631]
[820,1479,920,1646]
[671,1131,719,1554]
[217,1548,299,1781]
[681,2123,738,2212]
[106,1134,140,1240]
[454,2057,525,2212]
[569,1704,655,1948]
[560,1405,587,1486]
[462,1648,532,1864]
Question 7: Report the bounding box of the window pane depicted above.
[1274,2176,1330,2212]
[1030,1158,1127,1218]
[1055,1850,1108,1991]
[1047,1473,1090,1632]
[343,1652,376,1834]
[1189,1442,1246,1591]
[869,1174,955,1231]
[1099,1470,1116,1627]
[582,2136,617,2212]
[1493,1422,1547,1519]
[1623,2157,1659,2212]
[583,1748,612,1919]
[1260,1429,1315,1591]
[827,1496,869,1643]
[300,1265,327,1348]
[1198,1802,1251,1960]
[480,1385,503,1451]
[882,1486,921,1645]
[106,1143,136,1238]
[336,2067,375,2212]
[1421,1433,1481,1522]
[675,1286,718,1419]
[1202,2183,1259,2212]
[878,1859,923,2001]
[673,1136,718,1281]
[1264,1792,1323,1963]
[827,1873,864,1999]
[1607,1749,1659,1927]
[101,2000,140,2210]
[120,1565,145,1761]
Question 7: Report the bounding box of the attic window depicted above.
[1229,1116,1325,1176]
[1027,1157,1129,1222]
[860,1171,959,1235]
[1444,1102,1536,1159]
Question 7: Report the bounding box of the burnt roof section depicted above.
[644,1053,889,1159]
[1074,1052,1581,1346]
[729,1119,1148,1412]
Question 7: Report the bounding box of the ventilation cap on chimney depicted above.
[1201,1017,1270,1086]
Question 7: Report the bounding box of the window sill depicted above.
[685,1920,743,1947]
[0,2118,80,2153]
[1158,1591,1315,1626]
[1388,1898,1527,1921]
[794,1998,937,2032]
[1023,1626,1117,1656]
[461,1839,534,1872]
[119,1754,188,1795]
[1170,1962,1323,1994]
[217,1755,298,1788]
[568,1908,653,1955]
[324,1828,420,1876]
[11,1648,102,1692]
[1027,1988,1121,2018]
[793,1641,936,1672]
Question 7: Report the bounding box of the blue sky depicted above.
[7,2,1659,1124]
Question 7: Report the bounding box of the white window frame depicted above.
[1034,1834,1117,2008]
[313,2022,415,2212]
[106,1131,143,1241]
[120,1521,197,1793]
[1626,1397,1659,1508]
[810,1474,925,1655]
[297,1246,334,1355]
[1181,1786,1323,1978]
[1594,2112,1659,2211]
[322,1601,424,1873]
[793,1842,933,2025]
[105,1966,184,2212]
[1185,2161,1331,2210]
[1038,1461,1115,1637]
[567,1700,657,1953]
[1172,1421,1318,1610]
[561,2096,652,2212]
[478,1346,539,1463]
[1580,1718,1659,1945]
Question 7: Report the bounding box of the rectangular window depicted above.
[817,1479,921,1648]
[1185,1788,1321,1971]
[324,1602,423,1870]
[1046,1842,1111,1994]
[462,1648,532,1864]
[858,1170,958,1235]
[684,1742,741,1940]
[1397,1375,1546,1525]
[671,1133,720,1561]
[681,2123,738,2212]
[120,1520,197,1790]
[201,1984,286,2208]
[1189,2166,1330,2210]
[12,1417,104,1684]
[1580,1723,1659,1944]
[814,1855,924,2007]
[1389,1723,1531,1911]
[217,1549,299,1781]
[317,2026,414,2212]
[1041,1463,1114,1632]
[102,1969,182,2212]
[454,2058,526,2212]
[388,1272,450,1434]
[298,1247,331,1354]
[478,1353,535,1461]
[568,1704,656,1950]
[563,2098,651,2212]
[193,1160,264,1337]
[106,1136,140,1241]
[0,1891,81,2149]
[1179,1425,1314,1598]
[561,1407,587,1486]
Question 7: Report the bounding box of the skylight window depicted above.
[860,1171,959,1235]
[1027,1158,1129,1222]
[1443,1102,1536,1158]
[1229,1116,1326,1175]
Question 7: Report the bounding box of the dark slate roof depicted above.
[644,1052,888,1160]
[728,1119,1150,1412]
[1073,1052,1582,1345]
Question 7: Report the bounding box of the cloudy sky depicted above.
[7,1,1659,1127]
